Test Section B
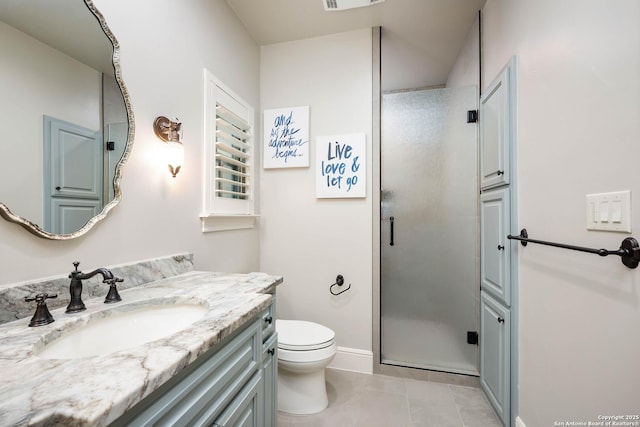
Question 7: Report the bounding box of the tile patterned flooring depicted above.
[277,368,502,427]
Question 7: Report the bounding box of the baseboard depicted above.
[515,416,526,427]
[328,346,373,374]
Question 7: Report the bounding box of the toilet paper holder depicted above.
[330,274,351,296]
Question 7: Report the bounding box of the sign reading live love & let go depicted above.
[315,133,366,198]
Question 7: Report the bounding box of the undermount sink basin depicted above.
[38,304,208,359]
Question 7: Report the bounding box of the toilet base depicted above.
[277,360,331,415]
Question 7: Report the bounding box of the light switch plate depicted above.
[586,190,631,232]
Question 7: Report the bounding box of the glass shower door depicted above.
[381,86,479,375]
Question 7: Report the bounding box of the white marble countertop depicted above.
[0,271,282,426]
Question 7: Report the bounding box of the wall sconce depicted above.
[153,116,184,177]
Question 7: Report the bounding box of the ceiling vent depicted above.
[323,0,385,12]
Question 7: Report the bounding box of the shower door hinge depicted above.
[467,110,478,123]
[467,331,478,345]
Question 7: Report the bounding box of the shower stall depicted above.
[380,85,479,376]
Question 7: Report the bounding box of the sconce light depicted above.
[153,116,184,177]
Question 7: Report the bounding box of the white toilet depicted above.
[276,319,337,415]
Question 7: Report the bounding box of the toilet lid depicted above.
[276,320,335,351]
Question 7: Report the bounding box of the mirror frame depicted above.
[0,0,135,240]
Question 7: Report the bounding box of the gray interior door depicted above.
[43,116,103,234]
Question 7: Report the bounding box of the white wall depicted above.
[482,0,640,424]
[446,16,480,90]
[259,29,373,353]
[0,0,261,285]
[0,21,101,225]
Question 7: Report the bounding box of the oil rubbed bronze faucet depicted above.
[24,293,57,327]
[66,261,123,313]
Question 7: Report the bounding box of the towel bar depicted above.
[507,228,640,269]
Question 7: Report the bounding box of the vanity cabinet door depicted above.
[262,333,278,427]
[480,291,510,427]
[110,319,261,427]
[109,300,278,427]
[213,371,264,427]
[480,65,512,190]
[480,188,511,306]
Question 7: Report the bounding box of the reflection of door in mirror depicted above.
[0,18,102,227]
[0,0,132,238]
[43,116,102,234]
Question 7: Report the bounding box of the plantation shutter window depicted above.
[202,70,256,232]
[215,104,251,200]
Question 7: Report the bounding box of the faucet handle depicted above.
[25,292,57,303]
[24,293,57,327]
[103,277,123,304]
[69,261,81,279]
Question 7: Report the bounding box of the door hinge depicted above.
[467,110,478,123]
[106,141,115,151]
[467,331,479,345]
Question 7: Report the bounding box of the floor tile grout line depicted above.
[402,378,413,424]
[448,383,469,427]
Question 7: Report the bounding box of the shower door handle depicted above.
[390,216,395,246]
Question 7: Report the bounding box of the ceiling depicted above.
[1,0,486,90]
[0,0,114,75]
[226,0,487,89]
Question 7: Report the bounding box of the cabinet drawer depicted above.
[262,332,278,363]
[261,296,276,341]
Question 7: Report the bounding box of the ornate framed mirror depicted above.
[0,0,134,239]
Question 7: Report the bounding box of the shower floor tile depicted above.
[277,368,502,427]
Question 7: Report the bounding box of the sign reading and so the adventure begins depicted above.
[263,106,309,168]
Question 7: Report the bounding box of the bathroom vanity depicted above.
[0,257,281,426]
[111,287,278,427]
